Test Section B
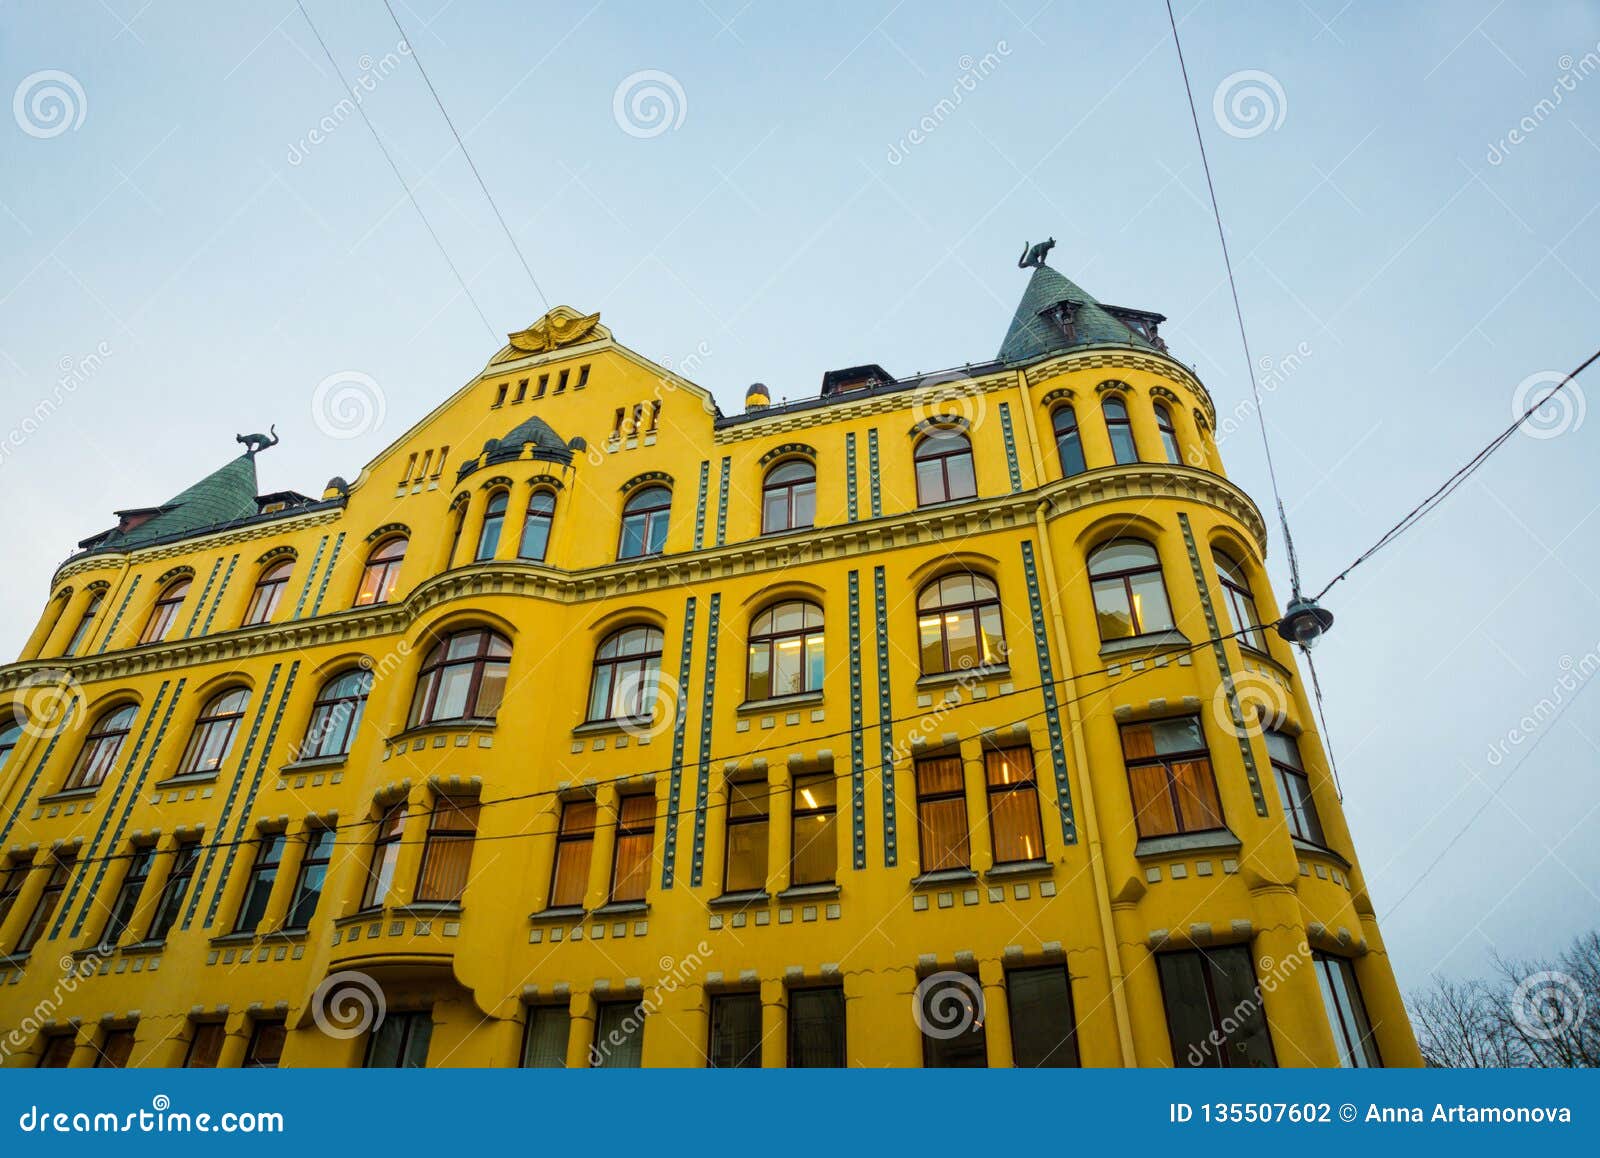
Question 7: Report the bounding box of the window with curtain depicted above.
[723,780,770,894]
[521,1006,570,1067]
[1120,717,1224,839]
[1154,401,1182,464]
[790,772,837,887]
[244,1019,287,1068]
[99,848,155,947]
[366,1011,432,1068]
[916,573,1006,675]
[476,491,509,560]
[519,490,556,561]
[175,689,249,777]
[984,748,1044,865]
[1214,549,1267,651]
[788,986,846,1067]
[1088,539,1174,641]
[415,797,479,903]
[94,1028,136,1068]
[921,973,986,1067]
[761,460,817,533]
[592,1001,645,1067]
[913,429,978,506]
[0,720,21,773]
[232,835,286,934]
[242,559,293,626]
[1314,954,1381,1067]
[139,577,190,644]
[63,704,136,791]
[1103,396,1138,464]
[609,795,655,904]
[746,601,825,700]
[360,804,408,911]
[147,843,199,941]
[184,1022,226,1068]
[548,800,596,908]
[1158,946,1276,1068]
[1052,406,1086,476]
[64,589,105,656]
[1007,966,1080,1067]
[618,486,671,559]
[285,828,333,930]
[1266,730,1325,845]
[587,625,663,722]
[298,668,372,761]
[914,755,970,872]
[708,992,762,1068]
[15,857,73,952]
[407,628,511,726]
[354,537,407,606]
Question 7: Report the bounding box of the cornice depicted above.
[1021,348,1216,426]
[711,368,1013,443]
[51,508,345,588]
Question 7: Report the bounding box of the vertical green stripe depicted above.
[96,575,142,654]
[847,570,866,869]
[309,532,346,616]
[845,432,859,521]
[693,460,710,551]
[661,596,697,889]
[689,593,721,887]
[182,559,224,638]
[199,555,239,635]
[873,566,898,866]
[290,536,328,619]
[867,429,882,518]
[1020,541,1076,844]
[999,401,1022,492]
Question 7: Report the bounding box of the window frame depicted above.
[1157,945,1278,1068]
[518,489,556,561]
[285,827,334,930]
[1087,539,1175,641]
[298,668,372,761]
[1314,953,1381,1068]
[586,625,664,724]
[608,794,655,904]
[1102,396,1138,464]
[1215,549,1268,652]
[548,799,596,909]
[360,804,408,912]
[407,628,511,727]
[521,1004,571,1068]
[15,858,74,953]
[591,1000,645,1068]
[146,843,199,942]
[913,754,971,873]
[1119,716,1226,839]
[787,985,847,1067]
[1266,730,1326,846]
[707,990,763,1069]
[232,834,286,935]
[617,486,671,560]
[1007,965,1081,1068]
[241,559,294,626]
[760,459,817,534]
[139,578,191,644]
[184,1021,227,1068]
[916,573,1006,676]
[63,703,137,791]
[414,796,479,904]
[745,600,825,701]
[983,747,1045,866]
[723,778,770,895]
[99,847,156,947]
[354,536,407,607]
[476,490,509,561]
[913,429,978,506]
[174,688,249,777]
[1154,401,1182,464]
[789,771,838,887]
[243,1018,287,1068]
[64,589,105,656]
[365,1010,433,1068]
[1052,405,1087,477]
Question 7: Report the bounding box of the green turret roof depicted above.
[997,263,1157,366]
[80,453,261,550]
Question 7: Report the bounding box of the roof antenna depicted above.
[236,425,279,458]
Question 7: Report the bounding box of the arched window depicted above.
[747,601,824,700]
[356,537,406,607]
[916,573,1005,674]
[0,719,21,772]
[1052,406,1086,477]
[519,491,556,561]
[243,560,293,626]
[587,626,664,723]
[298,668,374,761]
[64,589,105,656]
[447,503,467,567]
[64,704,137,790]
[914,430,977,506]
[176,689,250,777]
[408,628,511,726]
[1088,540,1174,641]
[618,486,671,560]
[139,578,191,644]
[1214,550,1266,651]
[1103,397,1138,465]
[477,491,509,561]
[762,461,816,534]
[1154,402,1182,464]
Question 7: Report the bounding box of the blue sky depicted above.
[2,0,1599,998]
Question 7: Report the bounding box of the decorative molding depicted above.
[478,476,514,492]
[364,523,410,545]
[713,367,1014,443]
[847,570,866,870]
[692,461,710,552]
[620,470,673,494]
[1094,379,1132,396]
[1149,385,1182,404]
[155,565,195,587]
[1039,387,1075,408]
[873,566,896,867]
[757,442,817,468]
[1019,542,1075,844]
[1192,407,1211,433]
[1022,348,1217,426]
[254,546,297,566]
[526,474,565,492]
[999,402,1022,493]
[689,593,721,887]
[448,492,470,511]
[661,596,696,890]
[908,414,970,439]
[844,433,859,522]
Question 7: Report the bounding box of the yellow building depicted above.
[0,253,1421,1069]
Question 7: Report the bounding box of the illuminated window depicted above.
[914,755,969,873]
[984,748,1044,865]
[746,601,824,701]
[175,689,249,776]
[1052,406,1086,477]
[916,573,1005,675]
[360,804,407,911]
[63,704,137,791]
[476,491,508,560]
[609,795,655,904]
[242,560,293,626]
[407,629,511,726]
[548,800,596,909]
[762,460,816,533]
[1087,539,1174,641]
[415,797,479,903]
[519,491,556,561]
[1103,397,1138,464]
[618,486,671,559]
[914,429,977,506]
[586,626,663,723]
[1158,946,1276,1068]
[1214,550,1266,651]
[1120,717,1224,839]
[723,780,769,894]
[354,537,407,606]
[139,577,190,644]
[790,772,837,887]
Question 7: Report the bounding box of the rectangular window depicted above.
[15,857,73,953]
[789,772,837,886]
[100,848,156,947]
[914,756,970,872]
[788,986,846,1067]
[521,1006,570,1068]
[984,748,1044,865]
[37,1034,76,1068]
[184,1022,226,1068]
[244,1019,287,1068]
[285,829,334,930]
[1315,953,1381,1067]
[233,835,285,934]
[366,1010,432,1068]
[147,843,199,942]
[723,779,770,894]
[548,799,596,909]
[591,1001,645,1068]
[415,797,479,903]
[1266,731,1326,845]
[0,863,26,930]
[707,992,762,1068]
[1007,966,1080,1067]
[920,972,986,1067]
[1120,717,1225,839]
[1158,945,1277,1068]
[609,795,655,904]
[95,1028,136,1068]
[360,804,407,911]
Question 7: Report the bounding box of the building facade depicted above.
[0,258,1422,1068]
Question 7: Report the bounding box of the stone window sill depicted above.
[593,900,649,916]
[389,719,497,744]
[709,890,769,909]
[910,868,977,888]
[280,754,349,773]
[984,859,1053,880]
[397,901,463,918]
[1098,630,1191,660]
[1293,837,1351,869]
[917,666,1009,689]
[777,883,840,901]
[152,772,220,790]
[1134,829,1241,859]
[529,905,586,923]
[38,786,100,804]
[736,691,824,714]
[571,717,651,738]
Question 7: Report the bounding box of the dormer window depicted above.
[1041,301,1079,344]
